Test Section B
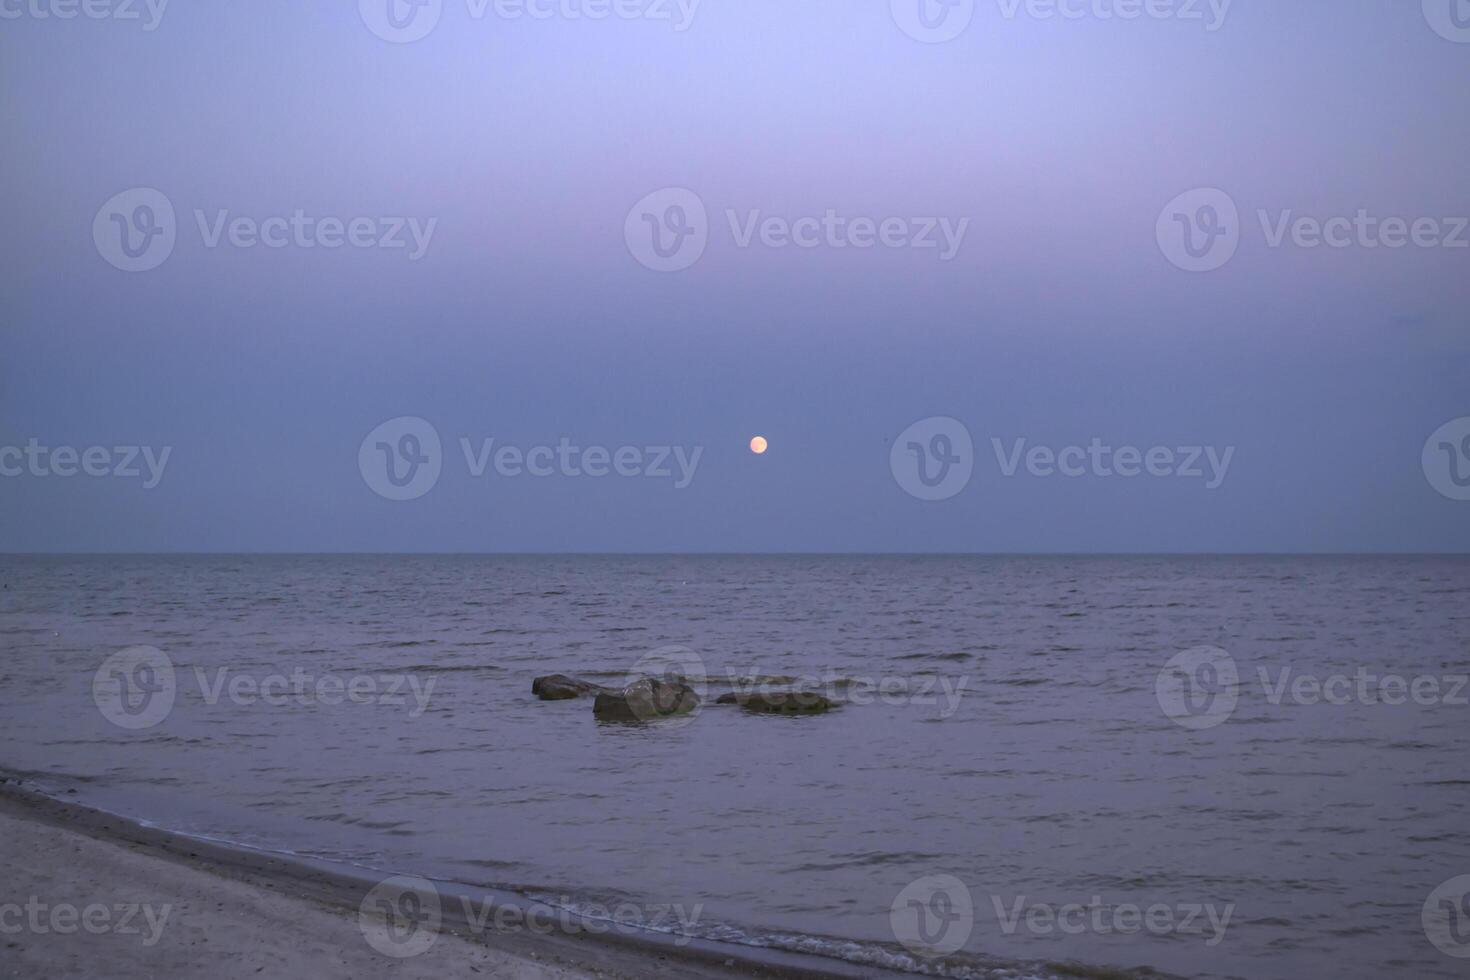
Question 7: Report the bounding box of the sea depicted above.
[1,554,1467,979]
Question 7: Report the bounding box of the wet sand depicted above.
[0,782,887,980]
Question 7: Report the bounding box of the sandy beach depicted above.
[0,782,881,980]
[0,793,614,980]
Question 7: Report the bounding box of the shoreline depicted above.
[0,779,910,980]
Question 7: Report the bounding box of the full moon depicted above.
[749,436,768,455]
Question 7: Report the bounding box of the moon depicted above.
[749,436,768,455]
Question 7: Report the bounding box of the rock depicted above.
[531,674,610,701]
[719,690,833,714]
[593,678,700,721]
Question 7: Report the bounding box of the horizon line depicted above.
[4,551,1468,559]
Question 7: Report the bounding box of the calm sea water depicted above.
[1,555,1467,979]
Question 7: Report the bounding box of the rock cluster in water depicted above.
[533,674,834,720]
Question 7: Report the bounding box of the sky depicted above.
[1,0,1467,552]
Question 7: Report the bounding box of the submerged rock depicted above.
[714,690,834,714]
[531,674,611,701]
[592,678,700,721]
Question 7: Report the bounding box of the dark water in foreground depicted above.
[1,555,1467,979]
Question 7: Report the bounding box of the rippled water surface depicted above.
[2,555,1468,979]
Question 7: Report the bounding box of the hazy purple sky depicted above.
[2,0,1467,552]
